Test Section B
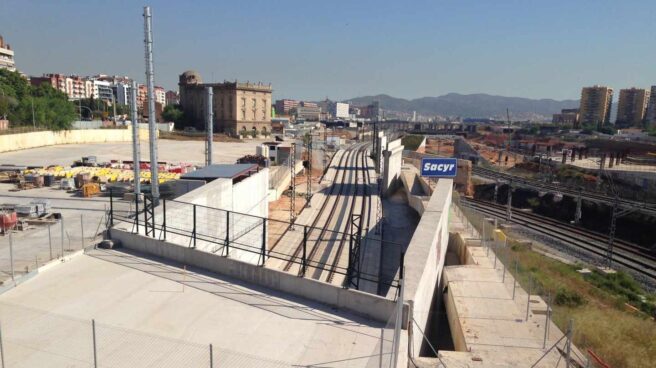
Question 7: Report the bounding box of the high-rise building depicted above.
[295,106,321,121]
[552,108,579,126]
[137,84,148,110]
[91,80,113,101]
[165,90,179,106]
[615,87,650,127]
[113,82,132,105]
[644,86,656,128]
[30,74,93,100]
[0,35,16,72]
[178,70,272,135]
[154,86,166,106]
[579,86,613,127]
[274,99,299,115]
[331,102,349,119]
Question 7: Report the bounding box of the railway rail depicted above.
[269,143,378,287]
[459,197,656,281]
[472,166,656,216]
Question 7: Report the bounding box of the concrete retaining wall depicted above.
[155,169,269,264]
[0,128,152,154]
[267,161,304,201]
[110,228,400,323]
[403,178,453,358]
[400,169,430,216]
[382,138,404,196]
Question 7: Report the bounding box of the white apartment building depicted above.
[155,86,166,106]
[332,102,349,119]
[92,80,113,101]
[0,35,16,72]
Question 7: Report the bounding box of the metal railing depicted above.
[108,191,404,293]
[453,194,591,368]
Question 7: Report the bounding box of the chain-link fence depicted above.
[0,212,108,289]
[0,302,292,368]
[268,139,304,190]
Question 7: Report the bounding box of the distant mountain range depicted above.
[344,93,580,120]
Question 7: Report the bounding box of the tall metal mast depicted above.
[290,143,297,230]
[205,86,214,166]
[130,81,141,198]
[143,6,159,202]
[306,134,312,207]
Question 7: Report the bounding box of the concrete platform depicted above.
[435,207,587,367]
[0,139,265,167]
[0,249,386,367]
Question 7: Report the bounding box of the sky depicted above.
[1,0,654,102]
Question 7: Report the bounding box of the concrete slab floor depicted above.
[0,139,266,167]
[438,207,587,367]
[0,249,385,367]
[0,184,111,285]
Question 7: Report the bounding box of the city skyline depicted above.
[1,0,655,101]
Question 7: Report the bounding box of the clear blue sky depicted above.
[1,0,654,101]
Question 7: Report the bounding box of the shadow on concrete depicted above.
[87,248,383,333]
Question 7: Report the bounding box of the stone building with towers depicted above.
[178,70,272,136]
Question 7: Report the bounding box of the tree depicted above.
[162,104,184,123]
[0,69,76,130]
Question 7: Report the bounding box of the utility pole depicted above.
[606,195,619,269]
[306,134,312,207]
[205,86,213,166]
[574,187,582,225]
[290,143,296,230]
[143,6,159,203]
[506,180,513,221]
[130,81,141,198]
[493,180,499,204]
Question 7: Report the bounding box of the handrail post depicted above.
[109,188,114,226]
[260,219,267,266]
[92,319,98,368]
[143,195,149,235]
[134,194,139,233]
[225,211,230,256]
[302,226,308,276]
[209,344,214,368]
[162,199,167,241]
[192,204,197,248]
[151,197,155,238]
[347,233,353,287]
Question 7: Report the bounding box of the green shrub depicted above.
[555,288,586,307]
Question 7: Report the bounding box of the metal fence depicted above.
[108,192,404,294]
[365,280,404,368]
[0,302,292,368]
[268,139,304,190]
[453,194,590,367]
[0,213,107,289]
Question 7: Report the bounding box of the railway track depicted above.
[274,143,368,278]
[460,198,656,281]
[325,144,373,285]
[472,166,656,216]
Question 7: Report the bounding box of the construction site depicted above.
[0,6,655,368]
